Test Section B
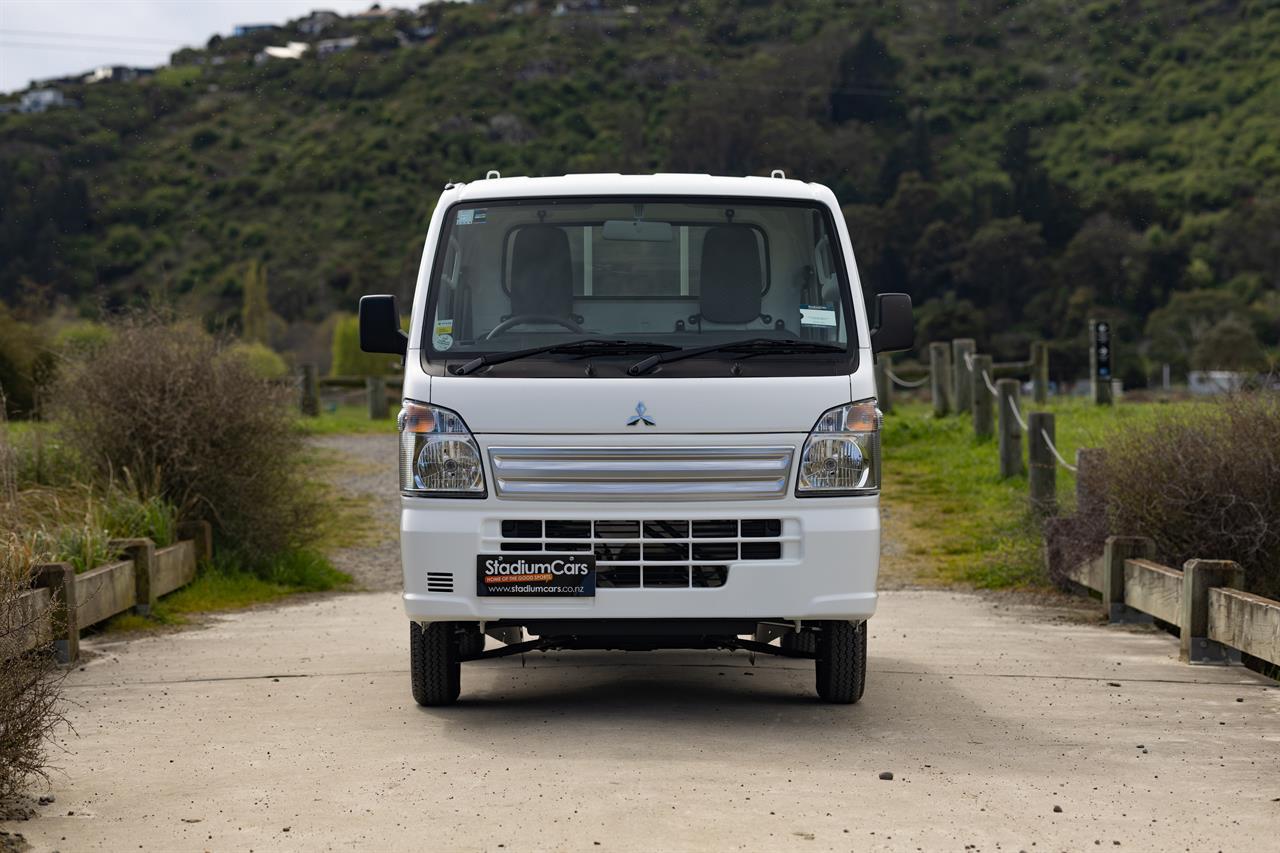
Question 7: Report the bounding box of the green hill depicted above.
[2,0,1277,383]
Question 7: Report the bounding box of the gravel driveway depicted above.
[309,433,402,591]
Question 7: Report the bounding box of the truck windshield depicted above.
[425,197,853,363]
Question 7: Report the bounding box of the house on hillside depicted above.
[354,4,406,19]
[18,89,75,113]
[398,24,437,42]
[299,10,340,35]
[233,23,277,37]
[254,42,311,64]
[84,65,154,84]
[317,36,360,56]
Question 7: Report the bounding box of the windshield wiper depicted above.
[627,338,846,376]
[454,339,680,375]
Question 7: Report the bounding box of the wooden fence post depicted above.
[874,355,892,414]
[366,376,390,419]
[1181,559,1245,664]
[299,364,320,417]
[176,520,213,563]
[1027,412,1056,515]
[929,342,951,416]
[952,338,975,417]
[1031,341,1049,404]
[970,354,993,440]
[34,562,78,663]
[112,538,157,616]
[1101,536,1155,623]
[996,378,1023,478]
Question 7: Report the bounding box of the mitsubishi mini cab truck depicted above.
[359,172,913,706]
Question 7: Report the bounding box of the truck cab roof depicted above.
[444,172,837,204]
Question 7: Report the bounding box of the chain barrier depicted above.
[1005,393,1029,432]
[982,369,999,397]
[966,345,1080,474]
[1041,428,1079,473]
[886,368,930,389]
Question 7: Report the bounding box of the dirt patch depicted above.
[308,434,400,591]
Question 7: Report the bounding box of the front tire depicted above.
[781,629,817,655]
[410,621,460,706]
[815,620,867,704]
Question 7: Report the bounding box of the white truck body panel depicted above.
[398,173,880,626]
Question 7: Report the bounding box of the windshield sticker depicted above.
[800,305,838,328]
[455,208,486,225]
[434,333,454,351]
[434,319,454,335]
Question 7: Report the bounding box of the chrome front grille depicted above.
[487,446,795,500]
[491,518,790,589]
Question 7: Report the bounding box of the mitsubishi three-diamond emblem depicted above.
[626,401,655,426]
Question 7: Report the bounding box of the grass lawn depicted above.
[879,396,1198,589]
[105,549,349,631]
[295,403,397,436]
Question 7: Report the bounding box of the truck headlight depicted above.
[398,400,486,496]
[796,400,881,495]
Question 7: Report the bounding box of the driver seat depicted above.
[510,225,575,319]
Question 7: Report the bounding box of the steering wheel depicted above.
[485,314,586,339]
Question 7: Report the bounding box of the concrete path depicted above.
[6,590,1277,852]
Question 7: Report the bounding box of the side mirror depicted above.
[870,293,913,353]
[359,294,408,355]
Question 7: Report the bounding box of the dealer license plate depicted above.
[476,554,597,597]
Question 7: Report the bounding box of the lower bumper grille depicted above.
[496,518,786,589]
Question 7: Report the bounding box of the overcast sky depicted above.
[0,0,379,93]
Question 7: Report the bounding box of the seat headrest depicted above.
[699,226,762,324]
[510,225,573,317]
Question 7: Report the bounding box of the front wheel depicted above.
[410,621,460,706]
[815,620,867,704]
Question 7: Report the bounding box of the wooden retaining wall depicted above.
[1062,535,1279,670]
[8,520,211,664]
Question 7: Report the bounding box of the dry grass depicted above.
[0,535,68,804]
[51,317,318,568]
[1101,392,1280,599]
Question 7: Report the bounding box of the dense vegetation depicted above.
[1,0,1277,384]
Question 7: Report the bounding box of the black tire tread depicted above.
[781,630,818,655]
[410,621,460,706]
[815,620,866,704]
[458,625,485,659]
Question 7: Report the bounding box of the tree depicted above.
[1144,289,1251,376]
[915,293,988,352]
[829,29,904,124]
[955,217,1045,323]
[242,260,271,345]
[908,220,966,299]
[1059,214,1147,311]
[1190,316,1267,372]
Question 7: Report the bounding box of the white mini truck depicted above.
[359,173,913,706]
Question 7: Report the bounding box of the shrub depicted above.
[0,536,66,803]
[1100,394,1280,599]
[53,320,114,358]
[51,318,317,569]
[0,307,44,418]
[330,312,396,377]
[223,341,288,380]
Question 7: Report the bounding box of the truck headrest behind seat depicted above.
[699,225,762,324]
[509,225,574,318]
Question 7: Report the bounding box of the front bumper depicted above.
[401,496,880,623]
